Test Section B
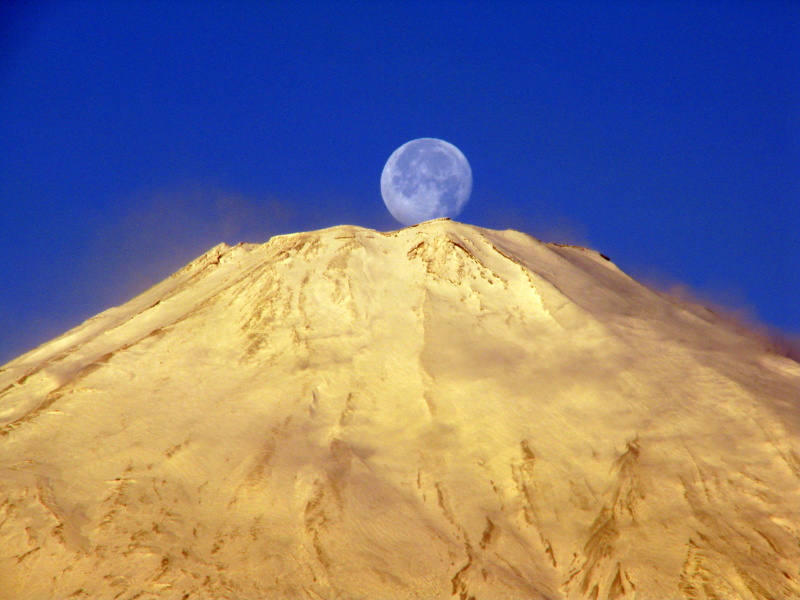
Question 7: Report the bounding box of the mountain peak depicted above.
[1,222,798,599]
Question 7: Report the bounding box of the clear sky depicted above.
[1,0,798,365]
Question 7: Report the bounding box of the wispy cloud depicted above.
[0,184,295,365]
[79,183,295,310]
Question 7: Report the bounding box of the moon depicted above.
[381,138,472,226]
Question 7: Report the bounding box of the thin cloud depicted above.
[0,185,295,365]
[463,191,592,248]
[467,193,800,363]
[80,184,295,310]
[640,273,800,363]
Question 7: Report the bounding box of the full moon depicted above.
[380,138,472,226]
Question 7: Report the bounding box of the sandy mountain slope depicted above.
[1,219,799,600]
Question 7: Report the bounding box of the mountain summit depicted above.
[2,220,799,600]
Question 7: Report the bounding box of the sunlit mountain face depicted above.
[2,220,799,600]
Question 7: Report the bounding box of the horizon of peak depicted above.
[203,218,593,253]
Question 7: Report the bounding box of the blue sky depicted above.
[1,0,798,364]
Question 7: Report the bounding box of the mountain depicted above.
[1,219,799,600]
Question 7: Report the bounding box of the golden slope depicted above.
[1,220,798,600]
